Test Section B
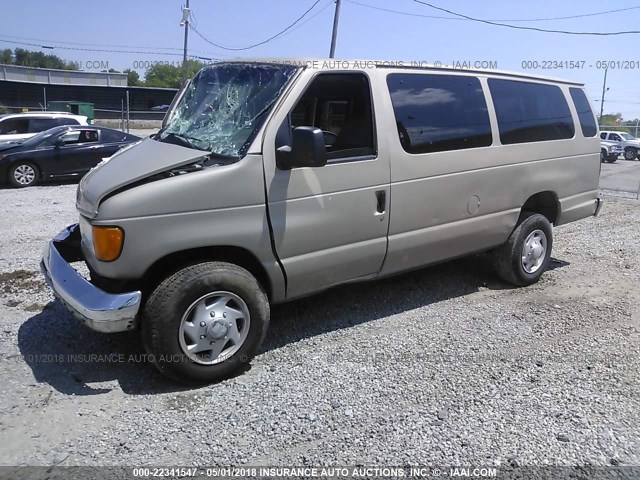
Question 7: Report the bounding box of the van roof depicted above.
[213,57,585,87]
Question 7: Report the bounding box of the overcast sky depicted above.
[1,0,639,119]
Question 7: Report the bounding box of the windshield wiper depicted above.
[159,132,209,151]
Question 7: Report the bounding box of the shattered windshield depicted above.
[157,63,297,158]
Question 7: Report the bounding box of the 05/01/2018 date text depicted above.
[521,60,639,69]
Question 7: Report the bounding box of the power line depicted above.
[273,0,334,38]
[0,34,233,57]
[346,0,640,22]
[0,34,186,51]
[189,1,332,60]
[190,0,323,51]
[598,99,640,105]
[0,38,225,66]
[412,0,640,35]
[0,38,188,56]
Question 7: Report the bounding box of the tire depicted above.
[141,262,270,384]
[607,154,618,163]
[8,162,38,188]
[494,213,553,287]
[624,148,637,161]
[600,150,607,163]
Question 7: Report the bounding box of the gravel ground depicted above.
[0,183,638,469]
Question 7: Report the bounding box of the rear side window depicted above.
[101,129,127,143]
[0,118,29,134]
[29,118,58,133]
[569,88,597,137]
[489,79,574,144]
[55,117,80,127]
[387,74,492,154]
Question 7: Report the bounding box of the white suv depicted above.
[0,112,89,142]
[599,131,640,160]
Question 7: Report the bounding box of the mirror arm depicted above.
[276,145,293,170]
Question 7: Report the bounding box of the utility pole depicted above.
[599,68,608,123]
[329,0,342,58]
[181,0,191,84]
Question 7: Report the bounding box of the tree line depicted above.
[0,48,204,89]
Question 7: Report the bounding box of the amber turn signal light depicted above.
[92,226,124,262]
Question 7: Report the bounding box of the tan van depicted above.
[42,59,602,383]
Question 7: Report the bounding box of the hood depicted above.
[76,137,208,218]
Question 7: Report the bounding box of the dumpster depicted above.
[47,101,94,123]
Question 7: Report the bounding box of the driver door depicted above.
[263,71,391,300]
[53,129,102,176]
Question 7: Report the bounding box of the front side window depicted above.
[569,88,597,137]
[610,133,622,141]
[58,129,99,145]
[158,63,297,158]
[288,72,375,160]
[386,73,492,154]
[489,79,574,144]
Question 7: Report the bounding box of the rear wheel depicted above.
[494,213,553,286]
[8,162,38,188]
[141,262,270,384]
[624,148,637,161]
[607,154,618,163]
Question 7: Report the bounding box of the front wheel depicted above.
[624,148,637,161]
[493,213,553,287]
[8,162,38,188]
[141,262,270,384]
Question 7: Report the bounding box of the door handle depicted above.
[375,190,386,215]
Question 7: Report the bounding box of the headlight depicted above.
[92,226,124,262]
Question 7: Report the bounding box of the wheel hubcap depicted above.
[14,165,35,185]
[178,291,250,365]
[521,229,547,274]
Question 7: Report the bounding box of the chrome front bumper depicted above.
[40,224,142,333]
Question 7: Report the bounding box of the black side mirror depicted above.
[54,138,64,147]
[276,126,327,170]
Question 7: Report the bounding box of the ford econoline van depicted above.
[41,59,602,383]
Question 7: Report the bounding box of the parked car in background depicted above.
[0,125,140,187]
[599,131,640,160]
[600,140,623,163]
[0,112,89,142]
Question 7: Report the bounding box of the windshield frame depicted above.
[157,62,299,159]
